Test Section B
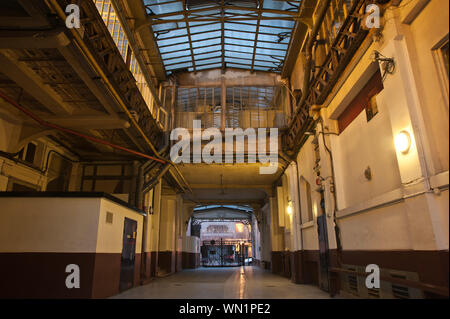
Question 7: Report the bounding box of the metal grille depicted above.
[367,287,380,299]
[176,87,221,112]
[201,239,251,267]
[226,86,277,128]
[94,0,159,115]
[345,266,359,295]
[391,274,411,299]
[176,87,222,128]
[175,85,286,128]
[226,86,275,110]
[106,212,114,224]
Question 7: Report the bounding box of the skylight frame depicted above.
[142,0,301,74]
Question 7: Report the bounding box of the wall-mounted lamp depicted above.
[395,130,412,154]
[286,200,293,216]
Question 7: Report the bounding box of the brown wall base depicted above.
[158,251,175,276]
[92,253,121,298]
[289,250,333,290]
[285,249,449,298]
[150,251,158,277]
[263,260,271,270]
[133,253,141,288]
[0,252,95,298]
[271,251,291,278]
[140,252,152,285]
[340,249,449,294]
[0,252,143,298]
[182,252,200,269]
[175,251,183,272]
[271,251,283,275]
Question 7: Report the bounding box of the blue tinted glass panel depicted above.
[144,0,298,73]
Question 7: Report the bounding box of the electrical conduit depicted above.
[0,90,166,164]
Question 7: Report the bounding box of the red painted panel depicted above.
[338,70,384,133]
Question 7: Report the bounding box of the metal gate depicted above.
[201,239,250,267]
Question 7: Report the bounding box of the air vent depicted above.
[106,212,114,224]
[390,274,410,299]
[392,285,410,299]
[348,273,358,295]
[367,287,380,299]
[344,266,359,295]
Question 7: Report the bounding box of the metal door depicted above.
[317,214,330,291]
[119,217,137,291]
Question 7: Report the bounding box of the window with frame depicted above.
[176,87,221,112]
[432,38,449,106]
[176,87,222,128]
[15,142,38,165]
[24,142,36,164]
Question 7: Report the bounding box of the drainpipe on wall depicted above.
[318,118,342,297]
[317,119,342,253]
[294,160,306,284]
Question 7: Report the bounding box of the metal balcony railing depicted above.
[93,0,168,131]
[174,110,287,130]
[284,0,373,155]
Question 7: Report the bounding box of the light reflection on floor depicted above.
[112,266,331,299]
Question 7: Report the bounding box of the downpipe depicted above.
[317,118,342,297]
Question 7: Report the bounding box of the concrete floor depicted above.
[112,266,331,299]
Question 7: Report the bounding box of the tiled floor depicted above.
[112,266,331,299]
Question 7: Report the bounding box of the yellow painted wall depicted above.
[0,117,21,152]
[287,0,449,255]
[400,0,449,174]
[0,197,100,252]
[0,196,144,255]
[159,195,176,252]
[96,198,143,254]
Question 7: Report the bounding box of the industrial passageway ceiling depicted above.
[142,0,301,74]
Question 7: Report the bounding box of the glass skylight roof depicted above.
[194,205,253,212]
[142,0,301,74]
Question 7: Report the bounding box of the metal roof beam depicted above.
[149,16,296,25]
[251,0,264,72]
[147,5,299,20]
